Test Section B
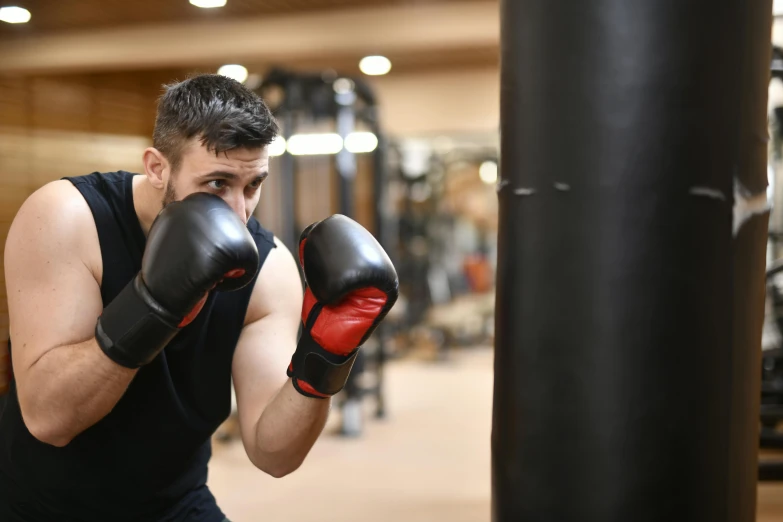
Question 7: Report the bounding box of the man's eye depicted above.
[208,180,226,190]
[249,179,263,189]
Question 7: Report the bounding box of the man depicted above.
[0,74,398,522]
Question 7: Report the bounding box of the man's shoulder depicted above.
[6,179,101,272]
[16,179,94,226]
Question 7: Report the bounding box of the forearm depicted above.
[18,337,137,446]
[250,379,331,477]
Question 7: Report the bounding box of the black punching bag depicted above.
[492,1,773,521]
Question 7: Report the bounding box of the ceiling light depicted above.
[0,6,31,23]
[479,161,498,185]
[359,55,392,76]
[217,64,248,83]
[287,133,344,156]
[268,136,286,157]
[344,132,378,154]
[189,0,227,8]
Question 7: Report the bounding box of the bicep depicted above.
[232,239,303,444]
[232,314,297,425]
[4,181,103,375]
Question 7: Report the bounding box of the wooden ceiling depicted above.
[0,0,499,81]
[0,0,493,38]
[238,45,499,77]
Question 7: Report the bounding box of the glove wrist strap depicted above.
[288,327,359,398]
[95,274,182,369]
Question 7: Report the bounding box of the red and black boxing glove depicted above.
[288,215,399,399]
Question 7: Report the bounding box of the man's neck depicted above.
[131,175,162,236]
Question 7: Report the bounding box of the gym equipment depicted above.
[759,259,783,480]
[391,140,498,360]
[493,1,772,521]
[758,44,783,482]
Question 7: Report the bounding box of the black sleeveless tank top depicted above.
[0,171,276,522]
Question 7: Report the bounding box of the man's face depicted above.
[163,139,269,224]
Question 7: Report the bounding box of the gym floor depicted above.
[207,347,783,522]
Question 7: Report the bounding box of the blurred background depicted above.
[0,1,783,520]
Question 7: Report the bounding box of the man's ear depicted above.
[142,148,169,189]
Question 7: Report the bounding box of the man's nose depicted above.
[224,192,247,223]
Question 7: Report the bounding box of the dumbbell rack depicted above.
[760,260,783,481]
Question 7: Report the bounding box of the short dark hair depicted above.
[153,74,278,172]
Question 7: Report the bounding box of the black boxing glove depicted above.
[288,214,399,399]
[95,192,259,368]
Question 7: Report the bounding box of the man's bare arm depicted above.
[232,238,330,478]
[5,181,137,447]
